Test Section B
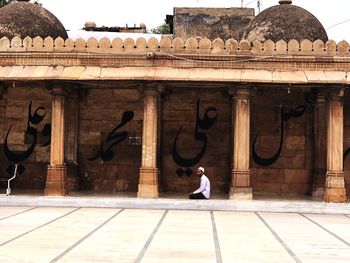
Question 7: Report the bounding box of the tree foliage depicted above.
[0,0,41,8]
[0,0,15,8]
[150,23,171,34]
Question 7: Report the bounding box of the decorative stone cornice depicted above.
[0,37,349,85]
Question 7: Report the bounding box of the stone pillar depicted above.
[45,85,67,196]
[229,88,252,200]
[312,94,327,197]
[324,89,347,202]
[0,85,5,147]
[65,88,81,192]
[138,86,161,198]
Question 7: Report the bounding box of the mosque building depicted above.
[0,0,349,202]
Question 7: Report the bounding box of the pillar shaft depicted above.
[65,89,81,192]
[229,88,252,200]
[45,85,67,196]
[312,94,327,197]
[324,89,346,202]
[138,87,160,198]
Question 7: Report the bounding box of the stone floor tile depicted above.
[0,207,75,245]
[58,209,165,263]
[0,208,119,262]
[0,207,349,262]
[259,213,350,262]
[0,206,34,220]
[141,210,216,263]
[303,213,350,245]
[214,211,294,263]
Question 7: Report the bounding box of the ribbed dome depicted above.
[242,1,328,42]
[0,1,68,39]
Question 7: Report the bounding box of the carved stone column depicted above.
[0,84,4,99]
[229,88,252,200]
[138,86,161,198]
[45,85,67,196]
[312,94,327,197]
[0,85,5,145]
[324,89,347,202]
[65,88,81,192]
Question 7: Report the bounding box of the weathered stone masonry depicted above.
[0,36,349,202]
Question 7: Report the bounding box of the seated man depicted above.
[189,167,210,199]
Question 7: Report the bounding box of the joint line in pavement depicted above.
[50,208,125,263]
[211,211,223,263]
[255,212,301,263]
[134,210,168,263]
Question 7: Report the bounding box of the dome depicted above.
[0,1,68,39]
[242,0,328,42]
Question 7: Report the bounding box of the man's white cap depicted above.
[198,167,205,173]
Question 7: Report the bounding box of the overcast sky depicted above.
[39,0,350,42]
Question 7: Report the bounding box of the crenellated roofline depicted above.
[0,36,349,85]
[0,36,349,57]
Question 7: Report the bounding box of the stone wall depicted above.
[78,88,143,193]
[0,84,349,196]
[250,88,313,195]
[0,84,51,190]
[173,7,254,40]
[161,88,231,194]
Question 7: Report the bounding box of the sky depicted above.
[39,0,350,42]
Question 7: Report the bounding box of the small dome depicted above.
[84,21,96,30]
[0,1,68,39]
[242,1,328,42]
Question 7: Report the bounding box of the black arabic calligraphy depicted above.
[3,101,51,175]
[88,111,134,162]
[4,101,51,163]
[172,99,217,168]
[252,105,305,167]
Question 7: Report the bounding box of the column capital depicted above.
[143,83,165,96]
[48,82,66,96]
[315,93,327,104]
[67,85,84,101]
[328,87,345,102]
[228,88,251,100]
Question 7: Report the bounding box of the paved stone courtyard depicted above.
[0,206,350,262]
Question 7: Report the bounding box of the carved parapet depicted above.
[0,36,349,57]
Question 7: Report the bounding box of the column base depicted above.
[137,167,159,198]
[323,171,347,203]
[324,188,346,203]
[232,169,251,187]
[312,171,326,197]
[312,187,324,198]
[229,187,253,200]
[66,163,79,192]
[45,164,67,196]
